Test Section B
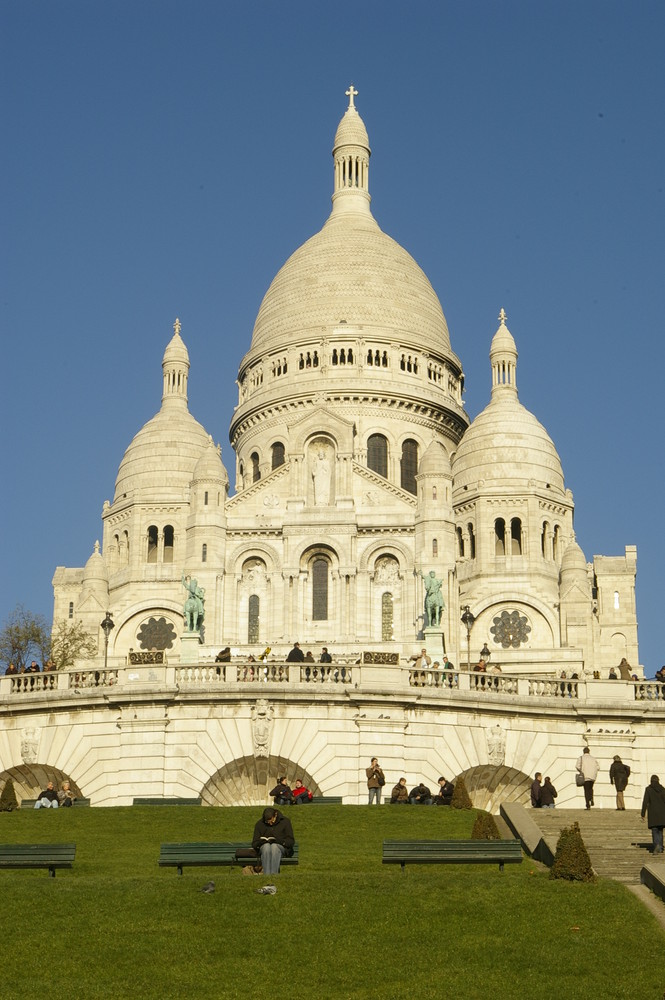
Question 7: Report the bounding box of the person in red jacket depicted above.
[292,779,312,804]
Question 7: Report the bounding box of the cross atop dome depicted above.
[173,317,182,336]
[498,308,508,326]
[346,84,358,109]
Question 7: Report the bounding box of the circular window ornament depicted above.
[490,610,531,649]
[137,616,177,651]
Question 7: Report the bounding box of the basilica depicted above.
[53,89,639,679]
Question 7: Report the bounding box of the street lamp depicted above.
[460,605,476,671]
[480,642,491,663]
[100,612,115,673]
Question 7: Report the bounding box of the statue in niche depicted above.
[311,446,331,506]
[421,570,444,627]
[242,560,266,590]
[181,574,205,632]
[252,699,273,758]
[375,557,399,586]
[486,724,506,767]
[20,727,40,765]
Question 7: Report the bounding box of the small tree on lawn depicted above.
[0,605,50,671]
[450,774,473,809]
[49,620,98,669]
[471,810,501,839]
[550,821,595,882]
[0,778,19,812]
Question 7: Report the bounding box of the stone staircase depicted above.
[534,808,652,884]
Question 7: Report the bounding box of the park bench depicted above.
[21,798,90,808]
[0,842,76,877]
[382,839,523,872]
[159,841,299,876]
[311,796,343,804]
[133,797,202,806]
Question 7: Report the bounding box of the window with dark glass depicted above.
[367,434,388,478]
[271,442,285,469]
[400,439,418,495]
[312,558,329,620]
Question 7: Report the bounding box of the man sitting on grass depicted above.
[252,807,295,875]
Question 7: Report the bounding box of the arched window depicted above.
[553,525,560,561]
[201,543,207,563]
[271,442,285,470]
[468,523,476,559]
[248,594,260,643]
[251,452,261,483]
[382,592,394,641]
[614,591,620,610]
[68,602,74,619]
[147,525,158,563]
[432,538,438,557]
[204,491,209,506]
[541,521,549,558]
[163,525,174,563]
[123,530,130,564]
[432,486,437,500]
[312,558,329,620]
[457,526,465,558]
[510,518,522,556]
[367,434,388,478]
[495,518,506,556]
[400,439,418,495]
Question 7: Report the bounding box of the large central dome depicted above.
[246,90,452,360]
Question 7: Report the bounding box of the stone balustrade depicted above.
[1,662,663,705]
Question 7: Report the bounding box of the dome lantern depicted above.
[331,85,371,216]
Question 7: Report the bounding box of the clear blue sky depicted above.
[2,2,663,674]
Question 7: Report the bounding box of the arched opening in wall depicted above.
[251,453,261,483]
[468,523,476,559]
[457,527,465,558]
[381,592,394,641]
[0,765,84,807]
[201,755,323,807]
[68,602,74,619]
[163,525,174,563]
[614,592,620,610]
[432,538,438,557]
[552,525,560,561]
[541,521,549,558]
[494,519,506,556]
[123,530,130,564]
[510,518,522,556]
[367,433,388,478]
[400,439,418,495]
[248,594,260,644]
[201,543,208,563]
[271,442,285,470]
[239,462,244,487]
[147,525,158,563]
[454,765,532,813]
[610,631,627,663]
[312,558,329,621]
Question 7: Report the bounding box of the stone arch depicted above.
[112,605,182,658]
[454,764,531,813]
[200,754,323,807]
[358,538,412,575]
[0,764,84,806]
[227,540,281,576]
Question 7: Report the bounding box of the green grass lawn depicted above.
[2,805,663,1000]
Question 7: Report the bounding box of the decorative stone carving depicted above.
[252,699,273,758]
[486,724,506,766]
[491,610,531,649]
[20,727,40,764]
[311,446,332,506]
[136,618,176,651]
[242,559,267,590]
[375,556,399,585]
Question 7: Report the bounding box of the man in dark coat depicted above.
[641,775,665,855]
[530,772,542,808]
[409,783,432,805]
[609,755,631,811]
[286,642,305,662]
[251,807,295,874]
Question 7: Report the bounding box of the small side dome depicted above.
[418,440,452,476]
[192,437,229,488]
[560,538,590,585]
[82,541,108,585]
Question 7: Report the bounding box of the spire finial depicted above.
[345,84,358,109]
[173,317,181,337]
[498,308,507,326]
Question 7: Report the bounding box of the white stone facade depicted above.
[2,90,657,809]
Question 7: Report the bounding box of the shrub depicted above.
[450,775,473,809]
[549,821,595,882]
[471,810,501,840]
[0,778,18,812]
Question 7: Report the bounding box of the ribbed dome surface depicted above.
[560,538,588,577]
[418,440,452,476]
[192,439,229,485]
[83,542,108,585]
[333,106,370,150]
[452,396,564,493]
[249,211,451,356]
[114,407,210,502]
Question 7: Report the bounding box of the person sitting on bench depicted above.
[34,781,59,809]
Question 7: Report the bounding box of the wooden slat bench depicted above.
[311,796,343,804]
[133,797,202,806]
[21,798,90,808]
[0,843,76,877]
[382,839,523,872]
[159,842,299,876]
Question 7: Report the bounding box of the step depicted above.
[530,809,652,884]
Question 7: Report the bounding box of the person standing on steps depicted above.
[540,776,558,808]
[576,746,599,810]
[640,775,665,855]
[609,755,631,811]
[530,772,542,808]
